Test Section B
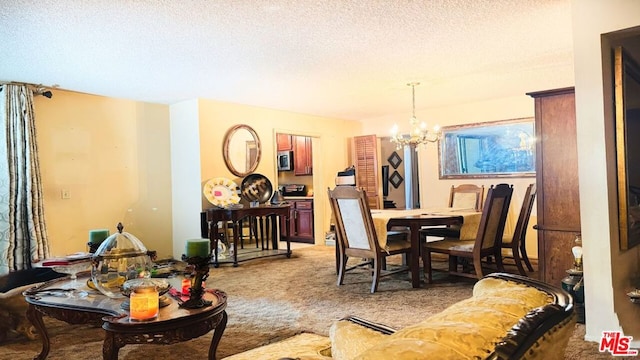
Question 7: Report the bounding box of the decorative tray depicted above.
[241,173,273,203]
[203,177,241,207]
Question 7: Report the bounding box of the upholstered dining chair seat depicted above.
[385,238,413,252]
[426,239,475,253]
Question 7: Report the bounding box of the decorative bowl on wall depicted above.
[241,173,273,203]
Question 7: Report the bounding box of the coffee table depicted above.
[23,273,227,360]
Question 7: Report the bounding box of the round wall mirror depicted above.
[223,124,261,177]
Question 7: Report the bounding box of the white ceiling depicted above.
[0,0,574,121]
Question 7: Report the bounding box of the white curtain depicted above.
[0,84,50,275]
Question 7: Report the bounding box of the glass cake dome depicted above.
[91,222,153,298]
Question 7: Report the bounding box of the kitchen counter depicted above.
[282,196,314,200]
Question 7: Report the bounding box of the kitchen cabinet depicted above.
[527,87,580,286]
[282,199,314,243]
[277,133,293,151]
[294,136,313,175]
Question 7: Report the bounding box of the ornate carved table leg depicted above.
[26,305,49,360]
[208,311,228,360]
[102,331,121,360]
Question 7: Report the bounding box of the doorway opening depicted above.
[275,132,315,244]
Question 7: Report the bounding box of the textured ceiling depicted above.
[0,0,574,121]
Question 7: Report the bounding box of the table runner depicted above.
[370,208,482,248]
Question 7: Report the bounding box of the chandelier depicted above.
[390,82,441,150]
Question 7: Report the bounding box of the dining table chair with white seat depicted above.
[328,186,413,293]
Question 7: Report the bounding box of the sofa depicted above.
[0,268,66,341]
[222,273,576,360]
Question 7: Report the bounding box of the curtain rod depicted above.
[0,81,58,98]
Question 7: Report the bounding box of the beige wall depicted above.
[35,90,173,259]
[572,0,640,343]
[35,93,359,261]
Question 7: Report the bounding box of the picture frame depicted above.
[438,117,536,179]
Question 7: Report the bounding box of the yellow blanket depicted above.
[371,208,482,248]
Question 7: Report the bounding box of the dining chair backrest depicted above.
[328,186,379,256]
[509,183,537,245]
[450,184,485,211]
[473,183,513,255]
[500,183,537,275]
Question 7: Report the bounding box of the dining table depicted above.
[370,208,482,288]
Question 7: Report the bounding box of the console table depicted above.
[203,204,292,267]
[23,275,227,360]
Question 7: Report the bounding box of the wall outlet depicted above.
[61,189,70,199]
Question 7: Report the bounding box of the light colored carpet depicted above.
[0,245,615,359]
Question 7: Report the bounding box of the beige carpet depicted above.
[0,245,620,359]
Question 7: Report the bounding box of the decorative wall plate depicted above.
[203,177,241,207]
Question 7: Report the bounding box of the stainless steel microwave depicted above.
[277,151,293,171]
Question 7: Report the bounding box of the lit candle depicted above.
[88,229,110,244]
[181,278,191,296]
[185,239,211,258]
[129,285,159,321]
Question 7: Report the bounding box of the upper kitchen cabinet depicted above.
[277,133,293,151]
[294,135,313,176]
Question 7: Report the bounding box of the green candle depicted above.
[89,229,110,244]
[185,239,211,258]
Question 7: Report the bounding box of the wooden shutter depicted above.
[352,135,380,209]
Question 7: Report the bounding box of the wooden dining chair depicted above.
[501,183,537,276]
[328,186,412,293]
[420,184,485,239]
[422,183,513,283]
[450,184,485,211]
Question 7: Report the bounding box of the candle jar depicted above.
[88,229,110,253]
[185,238,211,258]
[129,283,159,321]
[181,278,191,296]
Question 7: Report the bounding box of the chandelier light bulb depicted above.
[390,82,441,149]
[391,124,399,136]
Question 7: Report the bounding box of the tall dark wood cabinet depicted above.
[527,87,581,285]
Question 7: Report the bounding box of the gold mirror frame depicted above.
[615,46,640,250]
[223,124,261,177]
[438,118,536,179]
